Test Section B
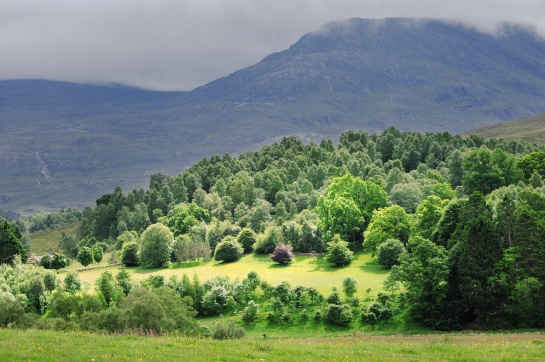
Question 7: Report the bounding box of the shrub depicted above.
[214,236,243,263]
[366,301,393,321]
[342,277,358,299]
[242,300,259,323]
[121,241,140,266]
[325,234,353,266]
[0,297,25,327]
[50,252,69,270]
[211,319,245,340]
[350,296,360,307]
[376,239,407,268]
[202,281,237,315]
[269,244,294,265]
[313,310,323,322]
[361,310,378,324]
[326,288,342,305]
[39,254,52,269]
[326,304,352,326]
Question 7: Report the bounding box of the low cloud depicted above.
[1,0,544,90]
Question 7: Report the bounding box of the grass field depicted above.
[1,329,544,361]
[29,222,79,255]
[65,252,389,301]
[463,112,545,145]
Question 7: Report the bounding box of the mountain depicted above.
[2,17,545,213]
[463,112,545,144]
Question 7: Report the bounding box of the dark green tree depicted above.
[325,234,354,267]
[214,236,243,263]
[0,221,27,264]
[76,247,94,268]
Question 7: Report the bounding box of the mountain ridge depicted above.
[2,17,545,212]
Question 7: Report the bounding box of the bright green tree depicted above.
[385,236,450,328]
[140,223,173,268]
[414,195,448,240]
[316,174,386,243]
[363,205,412,250]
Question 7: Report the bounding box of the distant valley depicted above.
[2,17,545,213]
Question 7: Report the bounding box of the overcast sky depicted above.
[1,0,544,91]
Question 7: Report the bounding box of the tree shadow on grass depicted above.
[359,260,390,275]
[170,260,207,270]
[308,257,342,273]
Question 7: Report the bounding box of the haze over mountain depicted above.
[2,17,545,213]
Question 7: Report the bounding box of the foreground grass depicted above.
[71,252,389,299]
[1,329,544,361]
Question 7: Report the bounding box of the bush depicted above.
[214,236,243,263]
[242,300,259,323]
[326,304,352,326]
[121,241,140,266]
[361,310,378,324]
[50,252,69,270]
[39,254,52,269]
[273,281,293,304]
[366,301,393,321]
[211,319,245,340]
[325,234,353,267]
[269,244,294,265]
[342,277,358,299]
[350,296,360,307]
[0,297,25,327]
[237,228,257,253]
[326,288,342,305]
[376,239,407,268]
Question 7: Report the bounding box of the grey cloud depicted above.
[0,0,544,90]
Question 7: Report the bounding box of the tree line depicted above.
[3,127,545,331]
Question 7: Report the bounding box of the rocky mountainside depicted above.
[2,17,545,212]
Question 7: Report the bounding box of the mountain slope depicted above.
[463,112,545,144]
[2,17,545,212]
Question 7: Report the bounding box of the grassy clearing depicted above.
[29,222,79,255]
[70,252,389,300]
[1,329,544,361]
[463,112,545,144]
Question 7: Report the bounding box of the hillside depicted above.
[463,112,545,144]
[2,17,545,212]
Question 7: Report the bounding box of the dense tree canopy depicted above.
[17,127,545,332]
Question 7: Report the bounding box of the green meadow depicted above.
[1,329,544,361]
[65,252,389,301]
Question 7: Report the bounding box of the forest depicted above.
[2,127,545,335]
